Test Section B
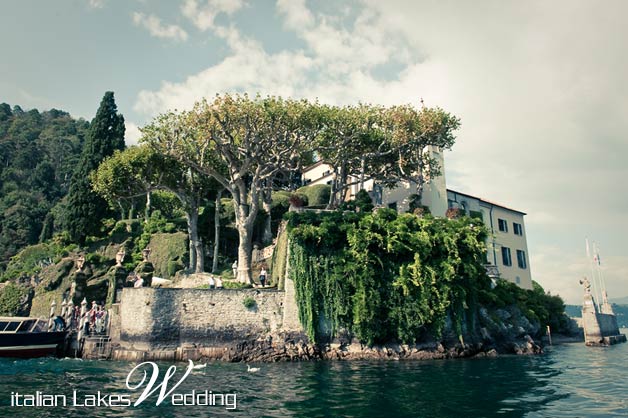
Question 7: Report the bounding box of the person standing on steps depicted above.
[259,267,267,288]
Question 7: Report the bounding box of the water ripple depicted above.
[1,342,627,417]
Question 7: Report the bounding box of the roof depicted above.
[303,160,327,173]
[447,189,527,215]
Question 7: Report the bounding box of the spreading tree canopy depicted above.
[91,145,221,273]
[142,94,320,283]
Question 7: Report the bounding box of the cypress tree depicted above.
[64,92,125,245]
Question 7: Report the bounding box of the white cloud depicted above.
[88,0,106,9]
[125,121,142,146]
[132,0,628,301]
[132,12,188,42]
[531,246,628,305]
[181,0,245,31]
[135,0,413,115]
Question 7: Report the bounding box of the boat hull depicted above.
[0,331,66,358]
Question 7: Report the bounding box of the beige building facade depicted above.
[446,190,532,290]
[301,147,533,289]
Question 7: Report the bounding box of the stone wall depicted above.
[117,288,296,352]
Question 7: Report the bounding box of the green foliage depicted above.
[146,231,188,279]
[166,260,185,278]
[1,243,60,282]
[270,224,289,289]
[0,103,87,272]
[63,92,125,245]
[242,296,257,309]
[287,209,491,345]
[84,252,104,265]
[0,283,29,315]
[223,280,252,289]
[296,184,331,207]
[469,210,483,221]
[479,280,569,333]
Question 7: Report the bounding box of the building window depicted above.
[498,219,508,232]
[516,276,521,284]
[388,201,397,212]
[516,250,527,269]
[501,247,512,266]
[513,222,523,236]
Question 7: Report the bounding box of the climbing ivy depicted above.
[287,209,491,345]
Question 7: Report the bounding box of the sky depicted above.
[1,0,627,303]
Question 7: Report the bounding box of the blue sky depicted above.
[2,0,627,303]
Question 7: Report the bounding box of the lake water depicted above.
[1,339,627,417]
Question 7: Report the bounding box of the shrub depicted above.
[243,296,256,309]
[289,193,307,208]
[224,280,251,289]
[469,210,483,221]
[166,260,184,278]
[0,283,29,316]
[85,252,104,265]
[296,184,331,207]
[111,221,127,235]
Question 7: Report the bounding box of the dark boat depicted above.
[0,317,66,358]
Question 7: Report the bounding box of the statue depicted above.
[115,248,126,267]
[135,247,154,287]
[76,254,85,272]
[579,276,591,294]
[142,247,152,262]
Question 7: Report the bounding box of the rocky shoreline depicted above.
[105,333,543,363]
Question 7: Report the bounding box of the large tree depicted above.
[91,145,219,273]
[315,103,460,208]
[63,92,125,245]
[314,104,388,208]
[143,94,319,283]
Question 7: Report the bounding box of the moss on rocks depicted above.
[147,232,188,279]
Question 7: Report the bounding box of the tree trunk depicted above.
[359,157,366,191]
[236,224,254,284]
[145,191,151,222]
[186,206,203,273]
[212,190,222,273]
[195,238,204,273]
[327,170,338,209]
[118,200,125,220]
[261,187,273,245]
[128,201,135,220]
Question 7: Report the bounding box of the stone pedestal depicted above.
[581,279,626,346]
[71,271,88,306]
[135,262,154,287]
[106,266,127,306]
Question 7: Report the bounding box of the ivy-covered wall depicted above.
[287,209,491,345]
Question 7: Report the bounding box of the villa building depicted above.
[301,147,533,290]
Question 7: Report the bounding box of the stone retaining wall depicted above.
[116,287,300,354]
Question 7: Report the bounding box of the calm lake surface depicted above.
[1,338,627,417]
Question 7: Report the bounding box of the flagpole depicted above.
[593,241,604,311]
[584,237,599,310]
[595,242,612,314]
[586,238,601,312]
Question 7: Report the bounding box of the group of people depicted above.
[207,274,223,289]
[71,301,108,336]
[232,260,270,288]
[126,272,144,288]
